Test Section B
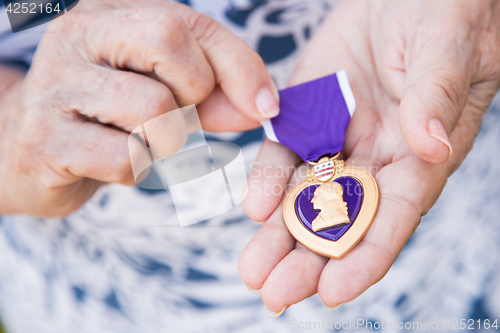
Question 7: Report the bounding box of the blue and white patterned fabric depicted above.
[0,1,500,332]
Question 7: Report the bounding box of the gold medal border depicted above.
[283,166,379,259]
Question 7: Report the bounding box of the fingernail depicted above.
[326,304,341,310]
[245,284,261,294]
[264,305,288,317]
[428,118,453,156]
[256,86,280,118]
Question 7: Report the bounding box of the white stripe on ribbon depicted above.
[261,119,279,143]
[336,69,356,117]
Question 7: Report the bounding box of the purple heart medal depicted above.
[262,70,379,259]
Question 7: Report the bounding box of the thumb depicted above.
[399,42,472,164]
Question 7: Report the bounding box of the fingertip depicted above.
[238,212,296,290]
[421,138,452,164]
[260,246,327,312]
[243,140,302,221]
[428,118,453,156]
[399,71,461,165]
[242,196,268,223]
[318,278,357,307]
[317,260,367,307]
[242,175,280,223]
[242,173,263,222]
[407,135,451,165]
[261,292,287,317]
[325,304,341,310]
[264,304,288,318]
[242,165,287,223]
[238,238,266,288]
[245,284,261,294]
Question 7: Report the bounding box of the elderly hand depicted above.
[0,0,277,216]
[239,0,500,314]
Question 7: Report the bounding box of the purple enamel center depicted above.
[295,177,364,241]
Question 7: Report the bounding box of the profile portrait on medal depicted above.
[311,182,350,232]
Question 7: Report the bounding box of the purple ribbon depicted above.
[262,70,356,162]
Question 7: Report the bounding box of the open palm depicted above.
[237,0,500,314]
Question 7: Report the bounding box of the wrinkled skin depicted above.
[1,0,500,316]
[239,0,500,314]
[0,0,278,216]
